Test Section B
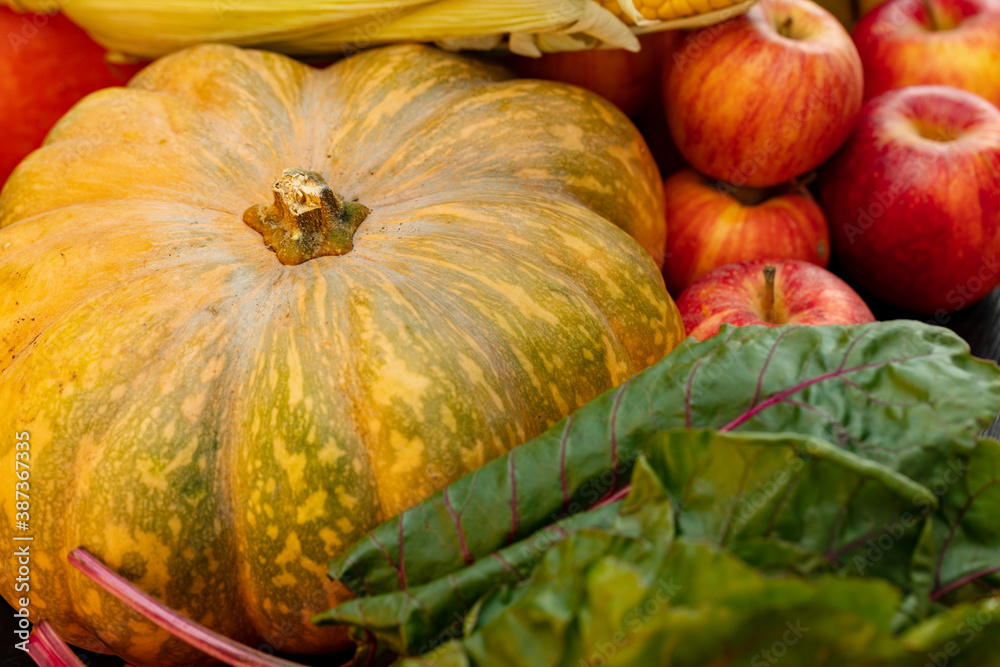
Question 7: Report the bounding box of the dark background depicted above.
[2,287,999,667]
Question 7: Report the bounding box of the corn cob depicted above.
[2,0,757,57]
[599,0,756,22]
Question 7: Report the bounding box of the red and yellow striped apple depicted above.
[662,169,830,295]
[821,86,1000,314]
[677,259,875,341]
[664,0,864,188]
[852,0,1000,107]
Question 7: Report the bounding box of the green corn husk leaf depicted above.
[2,0,634,58]
[1,0,760,59]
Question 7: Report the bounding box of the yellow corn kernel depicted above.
[670,0,696,18]
[603,0,748,22]
[597,0,628,19]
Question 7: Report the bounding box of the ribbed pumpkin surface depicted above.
[0,44,681,665]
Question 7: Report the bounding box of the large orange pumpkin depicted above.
[0,44,681,664]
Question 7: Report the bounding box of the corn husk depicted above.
[2,0,758,58]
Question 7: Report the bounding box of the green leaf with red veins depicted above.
[314,459,677,655]
[312,500,626,655]
[395,450,1000,667]
[928,439,1000,603]
[335,429,938,660]
[330,322,1000,600]
[640,429,935,591]
[398,454,908,667]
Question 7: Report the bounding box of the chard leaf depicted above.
[640,429,935,590]
[896,517,939,629]
[929,439,1000,601]
[330,323,1000,599]
[311,501,625,655]
[466,455,676,632]
[404,536,909,667]
[313,459,675,655]
[398,451,1000,667]
[898,596,1000,664]
[729,538,836,576]
[405,542,1000,667]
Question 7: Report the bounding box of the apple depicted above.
[820,85,1000,315]
[507,33,674,117]
[1,8,145,185]
[662,168,831,296]
[677,259,875,341]
[852,0,1000,107]
[664,0,864,188]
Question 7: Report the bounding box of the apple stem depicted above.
[763,265,777,323]
[789,171,818,196]
[715,181,771,206]
[777,16,794,38]
[921,0,940,30]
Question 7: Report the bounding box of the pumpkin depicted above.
[0,44,682,665]
[0,7,144,185]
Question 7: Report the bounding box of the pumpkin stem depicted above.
[243,168,369,266]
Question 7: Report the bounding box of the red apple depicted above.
[852,0,1000,107]
[677,259,875,341]
[0,8,146,185]
[820,85,1000,315]
[664,0,864,187]
[507,33,673,117]
[662,169,830,296]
